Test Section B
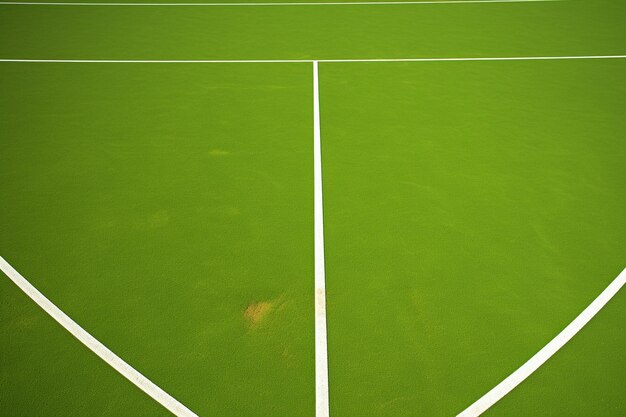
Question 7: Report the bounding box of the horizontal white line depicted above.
[0,0,560,6]
[0,256,198,417]
[457,267,626,417]
[1,55,626,63]
[0,58,312,63]
[323,55,626,63]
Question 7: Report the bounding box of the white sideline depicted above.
[1,55,626,63]
[0,0,560,7]
[313,60,330,417]
[457,267,626,417]
[0,256,198,417]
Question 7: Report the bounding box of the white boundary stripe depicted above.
[0,0,560,7]
[1,55,626,63]
[457,267,626,417]
[1,51,624,417]
[0,256,198,417]
[313,60,330,417]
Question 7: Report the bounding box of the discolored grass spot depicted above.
[244,300,275,329]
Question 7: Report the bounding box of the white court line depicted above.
[1,51,623,417]
[0,0,560,7]
[313,60,330,417]
[0,256,198,417]
[457,267,626,417]
[1,55,626,63]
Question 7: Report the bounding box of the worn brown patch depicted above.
[244,300,275,329]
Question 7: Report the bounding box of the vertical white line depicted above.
[313,60,330,417]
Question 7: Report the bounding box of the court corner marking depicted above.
[456,267,626,417]
[0,256,198,417]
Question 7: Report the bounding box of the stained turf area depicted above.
[0,0,625,416]
[0,63,314,416]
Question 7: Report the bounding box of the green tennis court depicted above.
[0,1,624,416]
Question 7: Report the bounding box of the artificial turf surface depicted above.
[0,63,315,416]
[1,0,625,416]
[321,59,626,417]
[0,1,625,60]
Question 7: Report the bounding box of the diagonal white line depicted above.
[457,267,626,417]
[0,256,198,417]
[0,0,562,7]
[313,60,330,417]
[1,55,626,63]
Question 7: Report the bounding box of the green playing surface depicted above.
[321,59,626,417]
[0,1,624,416]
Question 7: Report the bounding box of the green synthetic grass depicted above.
[321,59,626,417]
[1,0,625,416]
[1,1,625,60]
[0,63,315,416]
[0,275,172,416]
[486,290,626,417]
